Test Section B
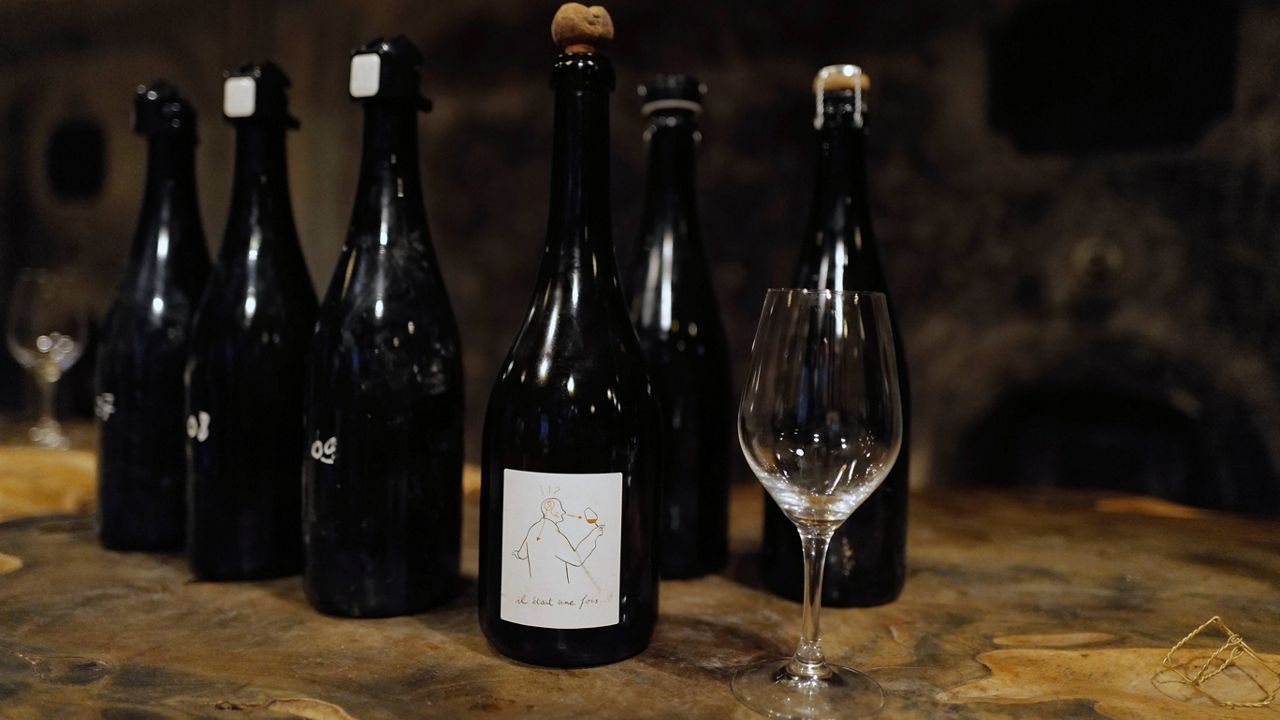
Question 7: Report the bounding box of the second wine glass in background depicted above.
[6,268,89,450]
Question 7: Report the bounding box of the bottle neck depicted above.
[800,101,883,291]
[631,111,709,334]
[813,108,869,212]
[639,112,699,239]
[133,133,200,260]
[541,65,617,290]
[224,123,294,257]
[350,103,426,243]
[139,133,199,221]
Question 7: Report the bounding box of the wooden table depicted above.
[0,421,96,524]
[1,460,1278,718]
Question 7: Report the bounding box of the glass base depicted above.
[29,418,69,450]
[732,658,883,719]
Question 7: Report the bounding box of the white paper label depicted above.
[349,53,381,98]
[500,469,622,629]
[185,411,210,442]
[309,436,337,465]
[223,77,256,118]
[95,393,115,421]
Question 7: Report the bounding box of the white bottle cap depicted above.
[349,53,381,98]
[223,76,257,118]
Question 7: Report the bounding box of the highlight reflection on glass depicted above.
[735,289,903,719]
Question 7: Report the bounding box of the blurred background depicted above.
[0,0,1276,513]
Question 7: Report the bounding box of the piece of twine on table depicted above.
[1159,616,1280,708]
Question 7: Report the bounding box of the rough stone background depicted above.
[0,0,1276,510]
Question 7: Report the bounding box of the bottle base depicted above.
[303,581,458,618]
[307,601,426,619]
[482,633,650,668]
[191,562,301,582]
[479,613,654,668]
[99,534,184,553]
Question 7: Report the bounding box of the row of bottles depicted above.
[92,2,908,668]
[96,41,465,616]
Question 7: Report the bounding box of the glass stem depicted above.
[788,528,834,679]
[37,375,57,426]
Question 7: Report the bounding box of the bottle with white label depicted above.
[479,4,661,667]
[302,37,463,617]
[184,63,316,580]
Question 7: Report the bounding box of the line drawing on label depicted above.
[501,469,622,629]
[513,498,606,587]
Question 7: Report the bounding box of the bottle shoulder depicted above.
[190,273,316,346]
[319,238,453,307]
[118,225,211,299]
[133,207,210,255]
[306,299,463,405]
[203,243,316,306]
[485,346,659,439]
[312,254,459,365]
[103,275,205,329]
[628,254,726,336]
[218,220,306,263]
[492,347,655,435]
[187,318,310,379]
[509,287,646,362]
[97,297,195,373]
[632,215,710,261]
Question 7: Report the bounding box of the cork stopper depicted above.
[552,3,614,54]
[812,64,871,94]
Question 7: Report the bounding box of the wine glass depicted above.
[735,289,903,719]
[5,269,89,449]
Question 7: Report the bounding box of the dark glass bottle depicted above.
[96,82,211,551]
[627,75,731,579]
[185,63,316,580]
[302,37,463,617]
[761,66,911,606]
[479,47,662,666]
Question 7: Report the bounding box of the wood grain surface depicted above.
[1,472,1278,718]
[0,447,95,524]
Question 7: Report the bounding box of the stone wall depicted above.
[1,0,1276,509]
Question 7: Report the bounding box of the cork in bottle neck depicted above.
[813,64,869,130]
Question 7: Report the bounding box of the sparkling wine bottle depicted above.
[302,37,463,616]
[185,63,316,580]
[479,4,661,667]
[627,75,731,579]
[96,82,210,551]
[760,65,911,607]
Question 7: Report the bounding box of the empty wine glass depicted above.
[6,269,89,449]
[735,289,903,719]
